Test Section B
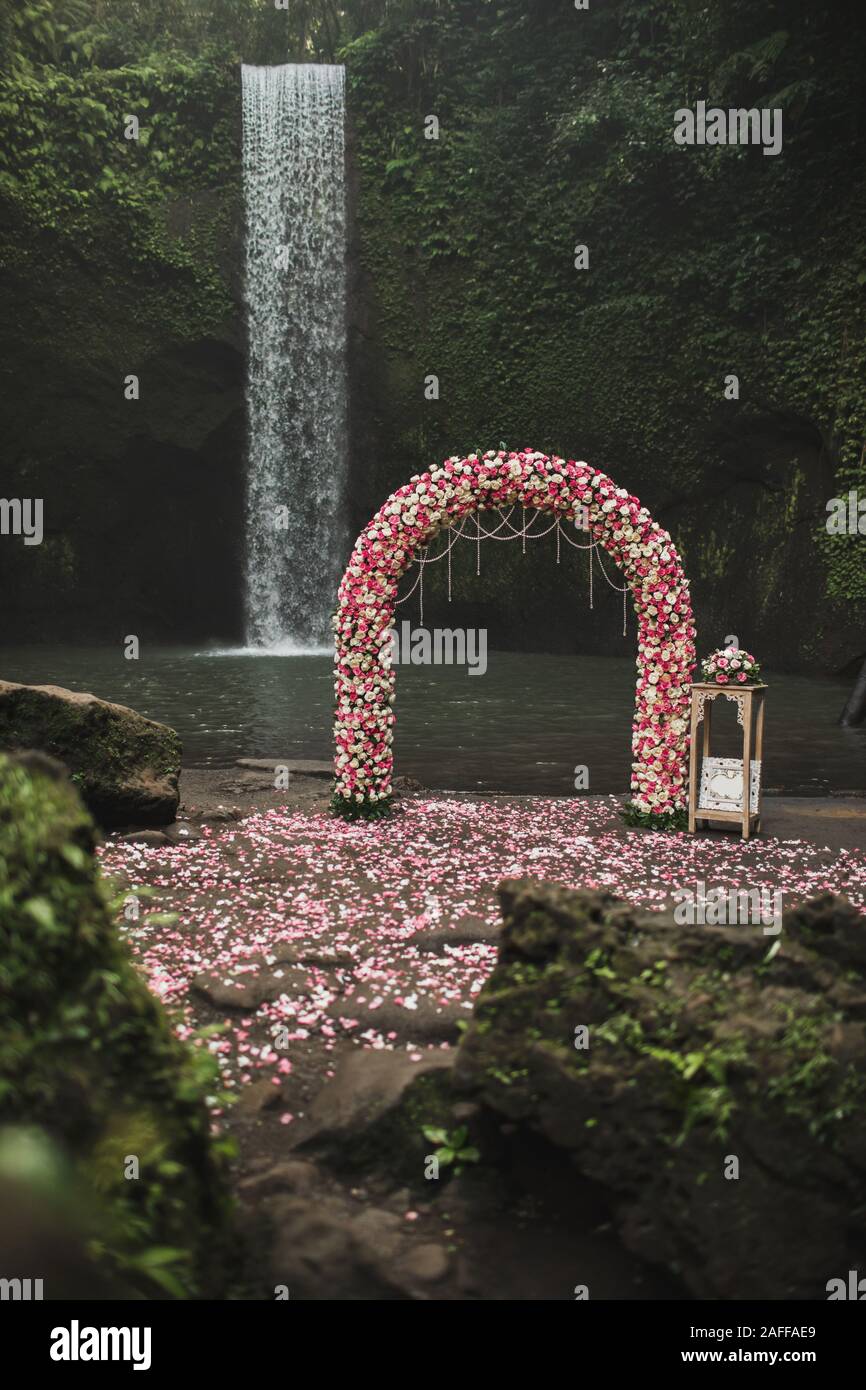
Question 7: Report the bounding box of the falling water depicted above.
[241,63,347,650]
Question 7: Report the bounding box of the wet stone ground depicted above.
[95,774,866,1299]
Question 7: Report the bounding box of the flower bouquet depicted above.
[700,647,761,686]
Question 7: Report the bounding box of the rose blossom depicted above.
[333,451,695,816]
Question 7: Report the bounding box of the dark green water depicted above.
[1,646,863,795]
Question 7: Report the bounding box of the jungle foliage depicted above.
[0,0,864,654]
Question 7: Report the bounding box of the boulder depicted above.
[253,1172,449,1300]
[0,680,180,827]
[298,1049,455,1177]
[238,1160,320,1199]
[453,877,866,1300]
[118,829,172,848]
[191,958,311,1011]
[0,751,232,1298]
[234,1079,284,1117]
[347,998,469,1043]
[395,1242,450,1285]
[411,913,501,954]
[264,1196,409,1300]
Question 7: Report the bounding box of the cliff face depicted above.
[2,3,865,670]
[0,61,246,644]
[343,2,866,672]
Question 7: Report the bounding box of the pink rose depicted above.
[716,673,729,684]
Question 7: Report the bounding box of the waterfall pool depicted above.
[1,647,863,796]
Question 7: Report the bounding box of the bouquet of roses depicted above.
[701,646,761,685]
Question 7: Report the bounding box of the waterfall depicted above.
[241,63,347,651]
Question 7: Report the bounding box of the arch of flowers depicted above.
[332,449,696,819]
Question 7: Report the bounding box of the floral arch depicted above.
[332,449,696,819]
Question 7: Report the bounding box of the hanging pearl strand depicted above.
[394,502,630,635]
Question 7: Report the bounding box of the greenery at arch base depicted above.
[620,803,689,832]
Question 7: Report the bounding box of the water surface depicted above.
[1,647,863,795]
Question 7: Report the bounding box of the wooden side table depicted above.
[687,682,767,840]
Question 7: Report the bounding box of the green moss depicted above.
[504,910,566,961]
[463,882,866,1158]
[695,531,736,582]
[0,56,240,542]
[0,752,234,1298]
[0,687,181,829]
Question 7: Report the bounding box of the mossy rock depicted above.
[0,681,181,827]
[298,1049,456,1186]
[0,751,233,1298]
[453,877,866,1299]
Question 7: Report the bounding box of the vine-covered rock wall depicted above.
[1,0,864,670]
[0,53,244,642]
[344,0,866,670]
